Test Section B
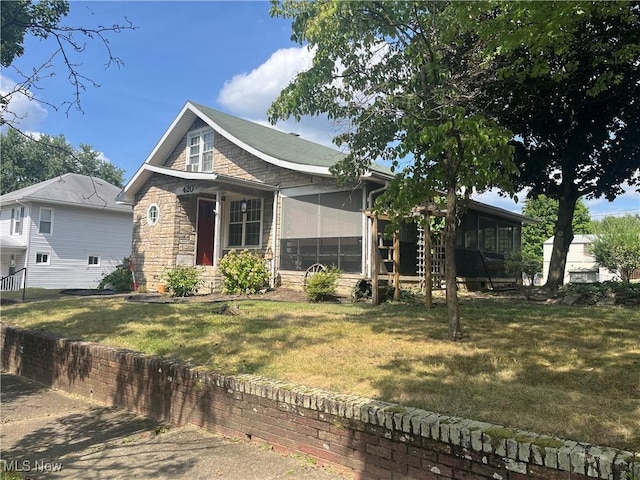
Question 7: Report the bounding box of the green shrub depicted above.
[98,258,133,292]
[560,281,640,307]
[305,266,342,302]
[164,265,202,297]
[218,249,269,294]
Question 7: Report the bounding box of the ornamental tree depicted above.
[269,1,516,340]
[590,215,640,283]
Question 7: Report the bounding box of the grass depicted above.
[2,290,639,452]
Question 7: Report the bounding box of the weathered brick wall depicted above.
[2,325,637,480]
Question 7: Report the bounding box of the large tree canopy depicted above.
[0,128,125,194]
[269,1,516,340]
[466,1,640,289]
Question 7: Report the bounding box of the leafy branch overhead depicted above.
[269,0,518,340]
[270,0,640,294]
[1,0,137,126]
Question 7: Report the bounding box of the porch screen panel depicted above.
[281,190,362,272]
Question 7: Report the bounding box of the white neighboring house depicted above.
[542,234,618,284]
[0,173,133,290]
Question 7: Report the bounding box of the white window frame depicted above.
[35,252,50,265]
[10,206,24,235]
[88,255,100,266]
[39,207,54,235]
[147,203,159,226]
[186,128,214,173]
[226,198,263,248]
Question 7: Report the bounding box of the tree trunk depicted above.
[545,193,578,290]
[444,185,462,341]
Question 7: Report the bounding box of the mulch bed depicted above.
[126,287,323,304]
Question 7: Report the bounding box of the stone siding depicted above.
[132,124,333,292]
[3,325,637,480]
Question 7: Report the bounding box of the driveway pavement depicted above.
[1,373,350,479]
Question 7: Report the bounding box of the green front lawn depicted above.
[2,292,639,452]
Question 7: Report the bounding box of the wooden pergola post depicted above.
[393,231,400,301]
[424,212,433,309]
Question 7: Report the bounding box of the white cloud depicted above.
[96,151,112,164]
[0,74,48,131]
[218,46,314,118]
[585,182,640,219]
[217,46,346,150]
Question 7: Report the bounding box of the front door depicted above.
[196,199,215,266]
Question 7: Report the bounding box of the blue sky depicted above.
[3,0,639,219]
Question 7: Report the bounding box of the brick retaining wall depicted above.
[2,325,637,480]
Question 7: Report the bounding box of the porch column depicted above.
[371,213,379,305]
[214,192,223,266]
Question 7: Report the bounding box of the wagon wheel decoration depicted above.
[303,263,327,287]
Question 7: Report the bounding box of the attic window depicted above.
[186,128,214,172]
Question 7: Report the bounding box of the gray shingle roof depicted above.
[0,173,131,212]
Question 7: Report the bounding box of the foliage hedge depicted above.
[98,258,133,292]
[218,250,269,294]
[305,266,342,302]
[560,281,640,307]
[164,266,202,297]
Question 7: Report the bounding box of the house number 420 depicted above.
[182,185,194,194]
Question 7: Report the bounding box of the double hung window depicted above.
[186,129,214,172]
[10,207,24,235]
[39,208,53,235]
[228,199,262,247]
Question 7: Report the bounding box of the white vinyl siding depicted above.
[26,202,132,289]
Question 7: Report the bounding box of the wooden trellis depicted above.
[365,203,445,307]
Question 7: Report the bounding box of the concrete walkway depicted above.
[1,373,350,479]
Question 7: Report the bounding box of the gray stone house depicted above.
[118,101,532,293]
